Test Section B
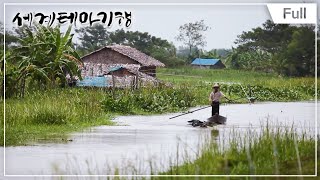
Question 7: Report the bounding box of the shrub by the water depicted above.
[102,93,133,114]
[223,84,315,102]
[101,86,197,114]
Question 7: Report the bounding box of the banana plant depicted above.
[8,24,82,97]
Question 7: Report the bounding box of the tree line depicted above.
[226,20,316,77]
[175,19,316,77]
[75,27,185,67]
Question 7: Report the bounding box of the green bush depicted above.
[223,84,315,102]
[100,81,316,115]
[101,93,133,114]
[101,86,197,114]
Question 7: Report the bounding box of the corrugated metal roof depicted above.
[106,65,139,75]
[109,66,123,72]
[191,58,220,65]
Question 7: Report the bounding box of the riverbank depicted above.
[1,86,197,146]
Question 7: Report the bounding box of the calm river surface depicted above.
[1,101,317,176]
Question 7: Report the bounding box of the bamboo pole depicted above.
[112,73,115,89]
[136,74,139,89]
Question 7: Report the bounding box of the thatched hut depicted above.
[78,63,161,88]
[81,45,165,77]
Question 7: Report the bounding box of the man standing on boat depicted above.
[209,83,230,117]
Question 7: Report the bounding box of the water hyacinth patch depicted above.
[101,86,197,114]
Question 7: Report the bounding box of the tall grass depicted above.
[156,124,316,176]
[1,88,113,146]
[50,123,316,177]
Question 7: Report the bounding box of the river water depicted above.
[1,101,317,176]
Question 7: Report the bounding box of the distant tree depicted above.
[234,20,315,76]
[176,46,198,60]
[225,48,240,69]
[284,26,315,76]
[150,42,185,67]
[0,22,19,48]
[75,27,185,67]
[235,20,294,54]
[202,49,220,59]
[176,20,210,61]
[199,49,231,66]
[75,24,109,56]
[176,46,190,57]
[109,29,172,55]
[215,49,231,58]
[109,29,184,66]
[108,29,127,45]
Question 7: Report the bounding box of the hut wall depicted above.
[82,48,140,65]
[111,69,135,77]
[191,65,210,69]
[209,62,226,69]
[140,66,156,77]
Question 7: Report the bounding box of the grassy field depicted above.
[158,67,318,104]
[158,67,317,87]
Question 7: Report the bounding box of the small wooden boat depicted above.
[188,115,226,127]
[207,115,227,125]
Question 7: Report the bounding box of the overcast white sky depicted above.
[1,0,319,50]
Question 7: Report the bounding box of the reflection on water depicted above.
[1,101,316,175]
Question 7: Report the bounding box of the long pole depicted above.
[169,105,211,119]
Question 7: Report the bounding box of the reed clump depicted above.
[158,124,316,176]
